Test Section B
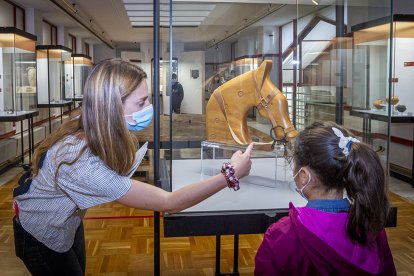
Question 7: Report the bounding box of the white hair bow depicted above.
[332,127,360,156]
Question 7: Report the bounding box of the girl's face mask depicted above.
[125,104,153,131]
[293,167,312,200]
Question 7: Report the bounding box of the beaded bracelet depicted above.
[221,162,240,191]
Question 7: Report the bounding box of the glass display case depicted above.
[150,0,394,215]
[132,1,395,274]
[36,45,73,107]
[71,54,92,101]
[352,15,414,116]
[0,27,37,115]
[351,14,414,186]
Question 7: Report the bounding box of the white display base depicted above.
[171,159,307,213]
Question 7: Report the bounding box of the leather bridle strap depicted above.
[253,72,298,140]
[252,71,282,134]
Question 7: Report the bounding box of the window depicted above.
[69,34,77,53]
[42,20,57,45]
[1,0,25,30]
[85,42,89,56]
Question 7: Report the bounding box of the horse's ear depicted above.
[256,60,273,87]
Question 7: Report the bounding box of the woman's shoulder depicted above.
[49,135,97,168]
[50,135,87,155]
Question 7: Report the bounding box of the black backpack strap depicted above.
[13,152,47,198]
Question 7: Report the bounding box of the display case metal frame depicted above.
[0,110,39,164]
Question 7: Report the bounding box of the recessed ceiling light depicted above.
[124,3,215,27]
[312,0,320,5]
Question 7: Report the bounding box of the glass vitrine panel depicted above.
[0,27,37,115]
[36,45,73,106]
[142,0,393,214]
[72,54,92,100]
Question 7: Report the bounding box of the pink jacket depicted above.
[255,203,396,276]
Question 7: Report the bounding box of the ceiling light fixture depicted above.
[124,2,215,28]
[312,0,320,5]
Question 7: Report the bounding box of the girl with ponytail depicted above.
[255,121,396,275]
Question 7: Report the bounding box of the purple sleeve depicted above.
[255,235,280,276]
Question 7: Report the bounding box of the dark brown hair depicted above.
[294,121,389,245]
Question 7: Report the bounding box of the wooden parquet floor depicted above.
[1,173,414,275]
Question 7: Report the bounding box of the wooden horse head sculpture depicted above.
[206,60,298,147]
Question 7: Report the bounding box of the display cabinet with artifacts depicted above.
[141,1,398,274]
[36,45,73,108]
[351,14,414,187]
[0,27,39,163]
[0,27,38,115]
[71,54,92,101]
[161,60,302,234]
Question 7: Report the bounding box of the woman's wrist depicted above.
[221,162,240,191]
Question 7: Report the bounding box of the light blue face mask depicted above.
[125,104,153,131]
[293,167,312,200]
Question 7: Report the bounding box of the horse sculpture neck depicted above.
[206,60,298,147]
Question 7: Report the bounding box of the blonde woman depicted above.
[13,59,252,275]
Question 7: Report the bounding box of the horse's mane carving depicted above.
[206,60,298,147]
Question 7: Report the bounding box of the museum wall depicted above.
[178,51,205,114]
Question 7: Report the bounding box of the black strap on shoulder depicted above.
[13,152,47,198]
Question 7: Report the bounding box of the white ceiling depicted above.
[10,0,391,49]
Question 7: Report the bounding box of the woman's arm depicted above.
[117,174,226,213]
[117,143,253,213]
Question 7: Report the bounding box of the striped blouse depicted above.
[15,135,138,252]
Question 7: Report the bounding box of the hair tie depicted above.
[332,127,360,156]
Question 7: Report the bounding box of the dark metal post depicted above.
[292,19,297,127]
[386,4,394,187]
[215,235,221,275]
[169,0,173,182]
[335,0,345,125]
[153,0,161,275]
[47,49,52,133]
[28,117,32,162]
[233,234,239,274]
[20,121,24,163]
[278,26,283,90]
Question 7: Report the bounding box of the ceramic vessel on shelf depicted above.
[396,104,406,113]
[386,95,399,105]
[373,99,385,110]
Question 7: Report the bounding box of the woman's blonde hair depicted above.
[32,58,147,177]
